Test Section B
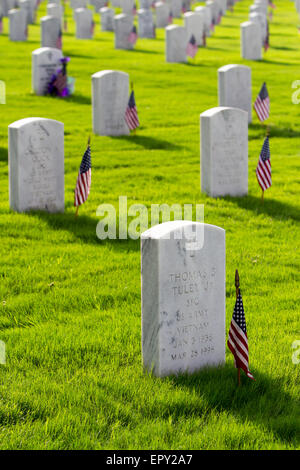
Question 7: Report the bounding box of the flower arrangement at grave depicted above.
[47,57,75,98]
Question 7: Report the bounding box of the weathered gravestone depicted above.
[114,13,134,50]
[166,25,187,63]
[9,118,64,213]
[47,2,63,22]
[100,7,114,31]
[254,0,268,15]
[200,107,248,198]
[218,64,252,123]
[74,8,93,39]
[41,15,61,48]
[122,0,135,15]
[141,220,226,377]
[249,11,267,45]
[92,70,130,136]
[8,8,27,41]
[195,5,211,37]
[167,0,182,19]
[19,0,35,24]
[206,0,218,25]
[32,47,63,95]
[155,2,169,28]
[184,11,204,46]
[240,21,262,60]
[70,0,87,9]
[138,8,155,38]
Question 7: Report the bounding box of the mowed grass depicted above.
[0,0,299,450]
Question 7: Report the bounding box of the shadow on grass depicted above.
[228,195,300,223]
[31,211,140,251]
[0,147,7,163]
[111,134,184,150]
[261,59,294,66]
[66,94,91,105]
[249,123,300,140]
[167,365,299,447]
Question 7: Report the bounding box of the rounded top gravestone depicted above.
[218,64,252,123]
[200,106,248,198]
[141,220,226,377]
[8,117,64,213]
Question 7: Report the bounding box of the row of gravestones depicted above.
[10,64,250,214]
[7,114,229,377]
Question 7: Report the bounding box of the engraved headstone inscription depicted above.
[32,47,63,95]
[141,220,226,377]
[92,70,130,136]
[9,118,64,213]
[200,106,248,198]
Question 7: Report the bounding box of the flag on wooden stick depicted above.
[74,141,92,207]
[256,136,271,192]
[227,284,255,381]
[254,82,270,122]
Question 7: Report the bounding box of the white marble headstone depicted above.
[249,11,267,45]
[74,7,93,39]
[138,8,155,38]
[9,118,64,213]
[155,2,169,28]
[166,0,182,18]
[122,0,135,15]
[240,21,262,61]
[195,6,211,37]
[8,8,27,41]
[32,47,63,96]
[184,11,204,46]
[92,70,130,136]
[41,15,61,48]
[166,25,188,63]
[70,0,87,9]
[218,64,252,123]
[114,13,134,50]
[200,106,248,198]
[19,0,35,24]
[47,3,63,22]
[100,7,114,31]
[141,220,226,377]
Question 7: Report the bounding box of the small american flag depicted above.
[168,10,173,24]
[128,25,138,45]
[186,34,198,59]
[56,29,62,49]
[269,0,276,8]
[254,82,270,122]
[125,90,139,131]
[256,136,271,192]
[210,18,215,32]
[202,31,206,47]
[132,2,137,15]
[217,10,222,24]
[74,144,91,207]
[227,291,255,381]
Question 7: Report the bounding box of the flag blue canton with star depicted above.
[232,291,247,334]
[80,145,91,173]
[260,136,270,162]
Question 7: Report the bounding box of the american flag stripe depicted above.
[256,136,271,192]
[74,145,91,207]
[227,291,255,381]
[125,91,139,131]
[254,83,270,122]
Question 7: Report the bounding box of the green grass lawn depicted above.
[0,0,299,450]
